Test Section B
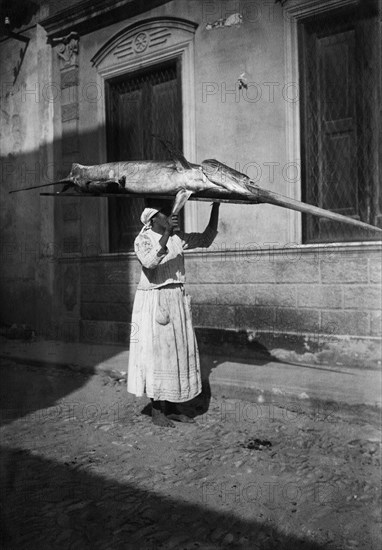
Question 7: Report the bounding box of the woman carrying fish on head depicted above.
[127,200,220,427]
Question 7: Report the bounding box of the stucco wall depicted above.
[77,0,293,247]
[0,21,55,334]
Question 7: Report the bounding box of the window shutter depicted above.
[300,7,380,242]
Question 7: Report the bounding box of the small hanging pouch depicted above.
[155,290,170,325]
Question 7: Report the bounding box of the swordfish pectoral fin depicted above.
[171,189,193,215]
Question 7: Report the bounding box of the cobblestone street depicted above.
[0,359,381,550]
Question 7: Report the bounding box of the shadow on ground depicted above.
[0,444,327,550]
[0,360,333,549]
[0,357,94,427]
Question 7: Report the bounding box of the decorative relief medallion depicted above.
[60,66,79,89]
[114,28,171,60]
[61,103,79,122]
[63,203,79,222]
[63,266,78,311]
[133,32,149,53]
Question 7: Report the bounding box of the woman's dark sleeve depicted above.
[176,226,218,250]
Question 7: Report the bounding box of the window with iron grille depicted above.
[299,3,381,243]
[105,59,183,252]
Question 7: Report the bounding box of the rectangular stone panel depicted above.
[321,310,369,336]
[235,306,276,331]
[62,135,79,155]
[273,258,320,283]
[320,258,368,283]
[63,236,80,254]
[81,302,132,322]
[192,304,235,329]
[62,119,79,154]
[187,255,320,285]
[61,103,79,122]
[61,86,79,105]
[276,308,320,333]
[187,258,276,284]
[343,286,381,310]
[63,202,80,222]
[369,259,382,284]
[81,283,136,304]
[61,67,79,89]
[188,283,296,307]
[370,312,381,337]
[297,285,342,309]
[80,320,130,345]
[81,260,139,285]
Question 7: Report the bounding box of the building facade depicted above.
[1,0,381,361]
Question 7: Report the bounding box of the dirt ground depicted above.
[0,359,381,549]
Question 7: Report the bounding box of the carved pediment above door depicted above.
[91,17,198,73]
[92,16,199,238]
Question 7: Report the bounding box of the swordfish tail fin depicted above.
[245,182,382,233]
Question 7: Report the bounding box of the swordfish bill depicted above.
[201,159,382,233]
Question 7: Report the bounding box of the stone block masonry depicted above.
[78,244,381,354]
[186,244,382,344]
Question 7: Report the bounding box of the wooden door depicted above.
[106,60,182,252]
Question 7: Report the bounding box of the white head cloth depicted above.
[140,207,160,230]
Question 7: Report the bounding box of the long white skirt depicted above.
[127,284,202,402]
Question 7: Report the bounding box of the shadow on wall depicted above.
[1,124,182,338]
[1,124,111,331]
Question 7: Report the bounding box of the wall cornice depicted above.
[280,0,361,18]
[57,241,382,263]
[39,0,172,39]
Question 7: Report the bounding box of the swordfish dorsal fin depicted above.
[152,134,191,172]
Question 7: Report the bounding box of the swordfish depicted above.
[9,144,382,233]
